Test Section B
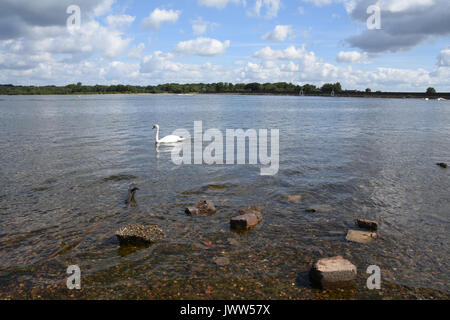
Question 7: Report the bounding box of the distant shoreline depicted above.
[1,92,449,100]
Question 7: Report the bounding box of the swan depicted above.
[153,124,186,144]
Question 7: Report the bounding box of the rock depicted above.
[355,219,378,231]
[185,200,217,216]
[115,224,164,245]
[346,229,377,244]
[436,163,448,168]
[305,204,331,213]
[227,238,240,246]
[286,195,302,203]
[125,184,139,204]
[309,256,357,289]
[230,210,263,231]
[213,257,230,266]
[238,206,263,214]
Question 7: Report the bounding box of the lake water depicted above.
[0,94,449,299]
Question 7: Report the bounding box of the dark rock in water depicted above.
[355,219,378,231]
[125,184,139,204]
[238,206,263,214]
[185,200,217,216]
[115,224,164,245]
[309,256,357,289]
[230,209,263,231]
[436,163,448,168]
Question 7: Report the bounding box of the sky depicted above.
[0,0,449,91]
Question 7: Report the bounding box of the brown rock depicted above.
[309,256,357,289]
[185,200,217,216]
[230,211,263,231]
[355,219,378,231]
[346,229,377,244]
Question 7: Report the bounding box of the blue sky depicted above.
[0,0,449,91]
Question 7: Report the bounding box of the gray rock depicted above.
[213,257,230,266]
[230,210,263,231]
[115,224,164,245]
[355,219,378,231]
[286,195,302,203]
[309,256,357,289]
[185,200,217,216]
[346,229,377,244]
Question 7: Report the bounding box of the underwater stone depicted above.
[355,219,378,231]
[185,200,217,216]
[115,224,164,245]
[346,229,377,244]
[230,210,263,231]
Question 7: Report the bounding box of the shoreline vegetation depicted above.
[1,82,449,99]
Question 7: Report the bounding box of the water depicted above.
[0,94,449,299]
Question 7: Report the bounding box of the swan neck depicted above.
[155,127,160,143]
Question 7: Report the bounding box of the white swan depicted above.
[153,124,186,144]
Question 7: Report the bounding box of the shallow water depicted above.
[0,94,449,299]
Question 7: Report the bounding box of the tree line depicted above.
[0,82,344,95]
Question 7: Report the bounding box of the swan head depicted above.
[152,124,159,130]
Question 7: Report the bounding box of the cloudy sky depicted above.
[0,0,449,91]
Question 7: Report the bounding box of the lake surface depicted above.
[0,94,449,299]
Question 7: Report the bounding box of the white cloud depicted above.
[262,25,293,41]
[248,0,281,18]
[128,43,145,59]
[174,38,230,56]
[336,51,370,64]
[191,17,218,35]
[141,8,181,30]
[106,14,136,29]
[198,0,242,9]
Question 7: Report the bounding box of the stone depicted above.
[185,200,217,216]
[115,224,164,245]
[436,163,448,168]
[227,238,240,246]
[230,210,263,231]
[346,229,377,244]
[286,195,302,203]
[309,256,357,289]
[355,219,378,231]
[213,257,230,266]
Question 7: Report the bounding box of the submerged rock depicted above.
[185,200,217,216]
[238,206,263,215]
[436,163,448,168]
[346,229,377,244]
[115,224,164,245]
[213,257,230,266]
[310,256,357,289]
[355,219,378,231]
[286,195,302,203]
[230,208,263,231]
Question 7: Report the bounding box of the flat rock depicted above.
[185,200,217,216]
[355,219,378,231]
[346,229,377,244]
[230,210,263,231]
[213,257,230,266]
[309,256,357,289]
[115,224,164,245]
[286,195,302,203]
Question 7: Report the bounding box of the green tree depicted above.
[426,87,436,94]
